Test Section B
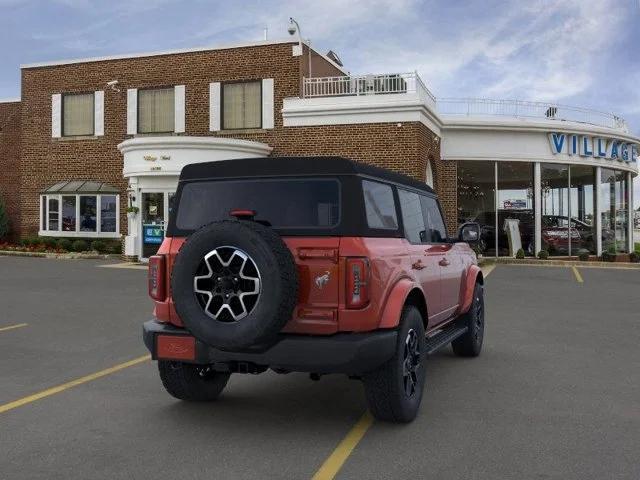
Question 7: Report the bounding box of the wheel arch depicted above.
[459,264,483,314]
[379,279,429,330]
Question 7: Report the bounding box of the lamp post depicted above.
[288,17,312,88]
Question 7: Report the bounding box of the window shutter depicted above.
[174,85,185,133]
[51,94,61,138]
[127,88,137,135]
[94,90,104,136]
[209,82,221,131]
[262,78,274,129]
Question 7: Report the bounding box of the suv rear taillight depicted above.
[346,257,370,309]
[148,255,166,301]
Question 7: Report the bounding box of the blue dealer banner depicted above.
[143,225,164,244]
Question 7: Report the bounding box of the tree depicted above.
[0,195,10,240]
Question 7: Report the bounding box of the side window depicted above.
[420,196,448,243]
[398,189,426,243]
[362,180,398,230]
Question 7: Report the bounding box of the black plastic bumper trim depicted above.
[143,320,397,375]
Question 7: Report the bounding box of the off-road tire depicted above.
[362,306,426,423]
[158,360,230,401]
[171,220,298,350]
[452,282,484,357]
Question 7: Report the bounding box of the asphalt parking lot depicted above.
[1,257,639,480]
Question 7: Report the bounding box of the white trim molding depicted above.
[20,39,348,75]
[126,88,137,135]
[209,82,221,132]
[51,94,61,138]
[94,90,104,136]
[118,136,272,178]
[174,85,186,133]
[262,78,275,129]
[282,93,443,136]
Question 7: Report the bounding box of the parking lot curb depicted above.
[489,258,640,269]
[0,250,121,260]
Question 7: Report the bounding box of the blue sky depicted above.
[1,0,639,203]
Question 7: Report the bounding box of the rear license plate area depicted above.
[156,335,196,361]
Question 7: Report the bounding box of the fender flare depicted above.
[378,278,426,329]
[459,265,483,315]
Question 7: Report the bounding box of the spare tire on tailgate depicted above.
[171,220,298,350]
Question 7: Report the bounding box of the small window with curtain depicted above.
[138,87,175,133]
[222,81,261,130]
[62,93,94,136]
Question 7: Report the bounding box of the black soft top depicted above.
[179,156,435,194]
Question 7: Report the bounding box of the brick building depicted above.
[0,38,637,259]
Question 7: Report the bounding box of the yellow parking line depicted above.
[0,323,28,333]
[0,355,150,415]
[572,266,584,283]
[311,411,374,480]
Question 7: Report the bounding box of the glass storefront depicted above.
[601,168,629,253]
[497,162,534,256]
[570,165,596,255]
[457,160,632,257]
[457,161,496,255]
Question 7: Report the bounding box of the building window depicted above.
[79,196,97,232]
[222,81,261,129]
[138,87,175,133]
[62,93,94,136]
[62,196,76,232]
[497,162,535,256]
[457,161,496,256]
[600,168,628,253]
[100,195,118,233]
[40,193,119,237]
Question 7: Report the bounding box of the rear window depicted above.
[175,178,340,231]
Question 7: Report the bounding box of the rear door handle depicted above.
[439,258,450,267]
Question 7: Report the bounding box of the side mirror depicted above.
[458,222,480,244]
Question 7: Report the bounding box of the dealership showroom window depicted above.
[458,159,633,257]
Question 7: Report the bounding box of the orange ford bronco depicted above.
[144,157,484,422]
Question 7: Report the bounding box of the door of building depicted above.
[140,191,176,259]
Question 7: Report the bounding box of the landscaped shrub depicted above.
[537,250,549,260]
[91,240,107,253]
[107,242,122,254]
[577,249,590,261]
[0,195,9,240]
[515,248,525,259]
[630,252,640,263]
[40,237,58,249]
[602,245,617,262]
[57,238,72,251]
[71,239,89,252]
[20,236,38,247]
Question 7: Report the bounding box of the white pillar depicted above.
[124,178,140,258]
[628,171,634,253]
[595,166,602,256]
[534,162,541,255]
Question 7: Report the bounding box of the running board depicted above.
[424,324,468,355]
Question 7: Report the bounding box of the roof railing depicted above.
[302,72,436,105]
[436,98,629,132]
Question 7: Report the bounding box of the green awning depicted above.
[41,180,120,194]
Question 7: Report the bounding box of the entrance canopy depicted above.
[42,180,119,194]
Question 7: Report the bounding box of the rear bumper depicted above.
[143,320,397,375]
